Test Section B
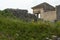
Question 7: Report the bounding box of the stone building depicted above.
[32,2,60,22]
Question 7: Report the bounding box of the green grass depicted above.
[0,16,60,40]
[0,11,60,40]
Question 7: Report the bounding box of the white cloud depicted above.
[0,0,60,13]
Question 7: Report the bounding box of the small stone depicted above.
[57,37,60,40]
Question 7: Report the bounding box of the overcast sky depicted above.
[0,0,60,13]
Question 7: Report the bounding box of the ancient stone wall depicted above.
[56,5,60,21]
[33,8,56,21]
[40,11,56,21]
[33,8,44,14]
[4,8,36,22]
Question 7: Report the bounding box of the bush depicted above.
[0,16,60,40]
[0,9,60,40]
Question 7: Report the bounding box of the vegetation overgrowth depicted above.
[0,10,60,40]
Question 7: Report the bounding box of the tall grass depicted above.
[0,16,60,40]
[0,10,60,40]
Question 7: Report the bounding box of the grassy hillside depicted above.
[0,10,60,40]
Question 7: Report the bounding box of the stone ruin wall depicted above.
[40,11,56,21]
[56,5,60,21]
[33,8,57,21]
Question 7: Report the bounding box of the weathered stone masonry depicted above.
[32,2,60,21]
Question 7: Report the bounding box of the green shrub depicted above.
[0,10,60,40]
